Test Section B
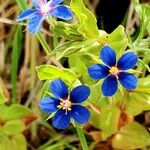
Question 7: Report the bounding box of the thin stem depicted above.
[36,32,51,54]
[11,26,22,103]
[75,123,88,150]
[52,31,58,49]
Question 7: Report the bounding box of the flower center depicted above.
[109,67,119,75]
[41,4,51,14]
[58,99,72,114]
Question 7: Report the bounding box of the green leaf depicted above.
[133,11,149,44]
[108,25,128,56]
[0,104,36,136]
[80,41,102,56]
[53,21,85,41]
[70,0,99,38]
[126,93,150,116]
[5,104,36,121]
[90,105,121,140]
[69,53,94,84]
[52,39,97,60]
[100,106,121,140]
[132,0,150,37]
[15,0,27,10]
[0,134,27,150]
[88,82,109,106]
[68,42,101,85]
[0,81,7,104]
[112,121,150,149]
[135,87,150,95]
[0,105,8,120]
[131,0,143,18]
[2,120,25,134]
[142,4,150,34]
[36,65,77,83]
[125,76,150,116]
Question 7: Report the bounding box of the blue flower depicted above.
[17,0,73,34]
[39,79,90,129]
[88,45,138,97]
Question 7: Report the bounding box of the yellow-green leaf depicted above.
[112,121,150,149]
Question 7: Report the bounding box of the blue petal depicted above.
[48,0,63,6]
[88,64,109,80]
[39,97,59,113]
[100,46,116,67]
[17,9,37,22]
[50,79,68,99]
[118,72,137,90]
[71,105,90,124]
[102,75,118,96]
[117,52,138,70]
[52,109,71,129]
[50,5,73,20]
[28,12,45,34]
[38,0,47,4]
[70,85,90,103]
[32,0,41,8]
[41,0,47,3]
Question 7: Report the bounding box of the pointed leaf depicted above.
[108,25,128,56]
[36,65,77,83]
[5,104,36,121]
[70,0,99,38]
[112,121,150,149]
[0,134,27,150]
[2,120,25,134]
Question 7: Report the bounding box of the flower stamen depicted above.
[58,99,72,114]
[41,4,51,14]
[109,67,119,75]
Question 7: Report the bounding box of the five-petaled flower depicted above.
[88,45,138,96]
[17,0,73,34]
[39,79,90,129]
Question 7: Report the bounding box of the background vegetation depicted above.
[0,0,149,149]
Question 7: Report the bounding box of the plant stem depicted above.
[36,32,51,54]
[11,26,22,103]
[76,123,89,150]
